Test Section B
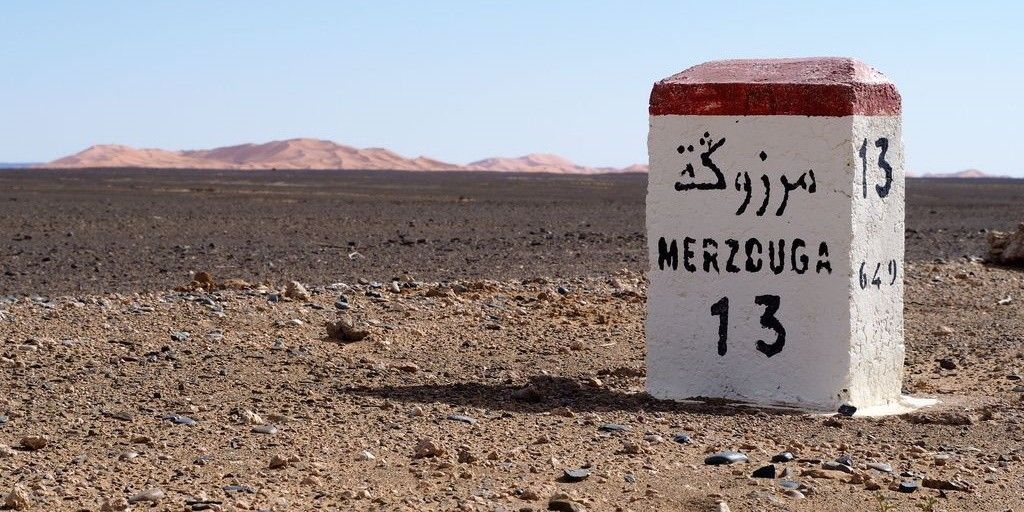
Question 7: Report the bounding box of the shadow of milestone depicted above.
[338,375,804,417]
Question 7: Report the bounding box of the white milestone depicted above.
[646,58,926,414]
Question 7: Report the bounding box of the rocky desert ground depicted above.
[2,170,1024,511]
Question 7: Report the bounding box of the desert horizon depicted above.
[3,3,1023,512]
[0,138,1006,179]
[37,138,646,174]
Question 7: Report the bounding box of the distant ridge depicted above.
[920,169,1008,179]
[38,142,1001,177]
[44,138,646,174]
[467,153,639,174]
[0,163,39,169]
[47,139,463,172]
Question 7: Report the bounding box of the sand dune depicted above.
[921,169,1003,178]
[50,139,463,172]
[467,153,629,174]
[46,139,646,174]
[49,144,207,169]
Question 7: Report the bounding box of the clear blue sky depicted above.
[1,1,1022,174]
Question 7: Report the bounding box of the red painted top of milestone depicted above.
[650,57,901,116]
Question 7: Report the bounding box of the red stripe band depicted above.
[650,58,901,117]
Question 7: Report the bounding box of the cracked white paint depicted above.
[646,114,904,411]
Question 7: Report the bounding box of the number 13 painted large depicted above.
[709,295,786,357]
[859,137,893,199]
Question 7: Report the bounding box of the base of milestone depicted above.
[645,387,938,417]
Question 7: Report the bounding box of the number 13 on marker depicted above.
[709,295,787,357]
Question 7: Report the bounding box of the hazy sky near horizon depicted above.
[2,1,1022,174]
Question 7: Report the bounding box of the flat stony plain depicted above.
[2,169,1024,511]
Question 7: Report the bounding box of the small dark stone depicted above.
[835,454,854,467]
[104,410,133,421]
[170,331,190,342]
[446,414,477,425]
[556,286,569,295]
[704,451,748,465]
[185,499,221,506]
[898,480,919,493]
[222,484,254,494]
[0,415,8,425]
[868,462,892,473]
[922,478,971,492]
[778,479,801,491]
[187,501,221,511]
[624,473,636,483]
[164,414,197,426]
[938,358,957,370]
[267,294,280,303]
[770,451,794,463]
[672,433,692,444]
[837,404,857,417]
[751,464,776,479]
[822,461,854,474]
[598,423,628,433]
[562,468,591,482]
